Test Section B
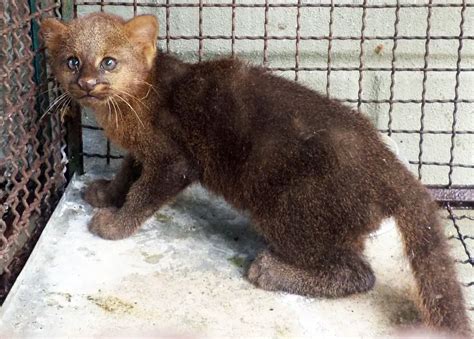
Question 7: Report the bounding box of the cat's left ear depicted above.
[125,15,159,69]
[40,18,68,50]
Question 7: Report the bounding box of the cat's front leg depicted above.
[88,156,197,240]
[83,154,142,208]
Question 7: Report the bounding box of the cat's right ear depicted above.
[40,18,67,50]
[124,15,159,69]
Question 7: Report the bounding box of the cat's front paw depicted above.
[83,179,116,208]
[88,207,137,240]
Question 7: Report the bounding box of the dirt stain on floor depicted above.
[141,251,164,264]
[49,292,72,302]
[155,213,173,223]
[86,295,135,314]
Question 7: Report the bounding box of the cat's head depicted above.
[40,13,158,108]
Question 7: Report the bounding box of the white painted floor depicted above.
[0,174,472,338]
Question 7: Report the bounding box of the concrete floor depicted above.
[0,174,472,338]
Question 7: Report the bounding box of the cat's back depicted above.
[169,55,390,168]
[173,56,373,132]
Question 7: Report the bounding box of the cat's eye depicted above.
[101,57,117,71]
[67,57,80,71]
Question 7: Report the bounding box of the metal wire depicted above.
[357,0,367,112]
[72,2,474,9]
[326,0,335,96]
[448,0,467,187]
[417,0,433,180]
[294,0,301,82]
[446,204,473,267]
[387,0,400,137]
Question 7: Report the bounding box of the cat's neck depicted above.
[153,52,190,95]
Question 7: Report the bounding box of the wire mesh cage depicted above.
[0,0,472,310]
[0,0,67,302]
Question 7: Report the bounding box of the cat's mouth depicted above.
[77,93,108,105]
[79,94,102,100]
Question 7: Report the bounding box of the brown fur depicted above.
[41,13,471,336]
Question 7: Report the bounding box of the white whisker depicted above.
[39,92,69,121]
[134,80,160,97]
[112,87,150,110]
[111,97,119,130]
[114,94,145,128]
[59,97,72,122]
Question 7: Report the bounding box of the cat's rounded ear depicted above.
[40,18,68,50]
[124,15,159,68]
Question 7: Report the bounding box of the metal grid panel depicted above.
[76,1,474,187]
[0,0,66,302]
[71,0,473,303]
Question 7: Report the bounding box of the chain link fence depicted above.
[0,0,67,302]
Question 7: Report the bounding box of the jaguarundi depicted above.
[40,13,470,336]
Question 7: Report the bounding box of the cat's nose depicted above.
[78,78,98,92]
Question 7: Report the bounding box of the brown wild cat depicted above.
[41,13,470,336]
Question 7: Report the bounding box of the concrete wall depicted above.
[78,1,474,186]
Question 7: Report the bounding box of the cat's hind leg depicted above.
[247,247,375,298]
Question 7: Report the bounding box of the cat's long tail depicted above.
[394,181,471,336]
